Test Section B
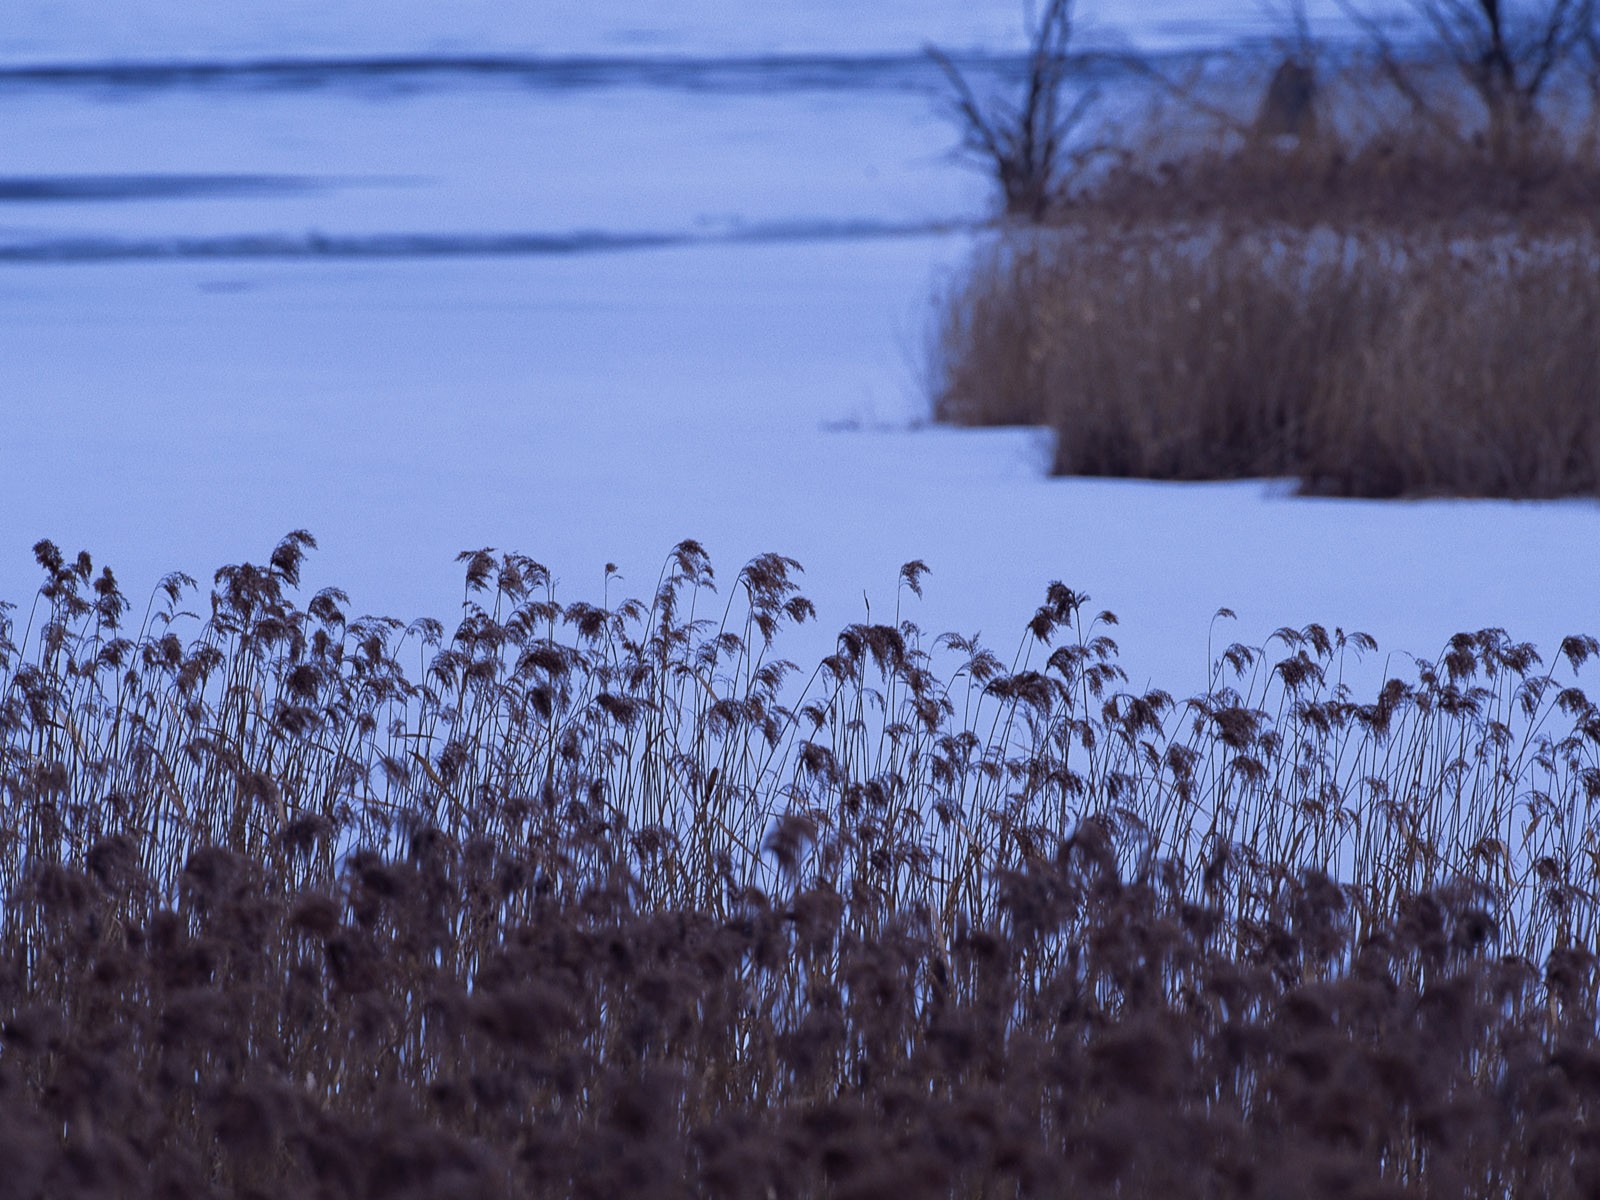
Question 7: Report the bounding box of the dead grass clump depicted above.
[5,538,1600,1196]
[933,226,1600,497]
[1073,125,1600,229]
[1308,236,1600,497]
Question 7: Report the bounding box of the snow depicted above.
[2,1,1410,64]
[2,0,1595,698]
[0,86,976,245]
[7,239,1597,693]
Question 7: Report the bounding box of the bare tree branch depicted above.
[1367,0,1589,132]
[1112,51,1258,138]
[1334,0,1474,141]
[925,0,1093,219]
[925,45,1008,167]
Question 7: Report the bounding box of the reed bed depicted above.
[933,225,1600,497]
[931,42,1600,499]
[3,534,1600,1197]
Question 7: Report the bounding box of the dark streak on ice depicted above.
[0,50,1150,97]
[0,175,325,203]
[0,217,988,264]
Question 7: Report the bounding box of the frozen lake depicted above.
[3,1,1409,62]
[3,0,1595,692]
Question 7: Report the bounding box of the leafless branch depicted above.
[926,45,1008,167]
[1112,51,1257,139]
[1349,0,1592,135]
[926,0,1093,219]
[1334,0,1473,141]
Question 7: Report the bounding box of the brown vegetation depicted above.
[4,535,1600,1196]
[929,3,1600,497]
[934,226,1600,497]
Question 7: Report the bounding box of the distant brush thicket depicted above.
[930,1,1600,497]
[5,534,1600,1197]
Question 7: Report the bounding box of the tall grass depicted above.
[931,31,1600,497]
[934,225,1600,496]
[3,536,1600,1195]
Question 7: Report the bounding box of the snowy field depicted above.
[3,0,1596,694]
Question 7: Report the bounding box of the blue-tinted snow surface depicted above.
[2,0,1593,694]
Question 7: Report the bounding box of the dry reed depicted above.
[931,40,1600,498]
[3,536,1600,1196]
[934,225,1600,497]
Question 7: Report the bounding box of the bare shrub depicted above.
[927,0,1098,221]
[1343,0,1600,155]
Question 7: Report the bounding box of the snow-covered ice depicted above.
[1,0,1594,694]
[6,239,1597,691]
[3,0,1410,63]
